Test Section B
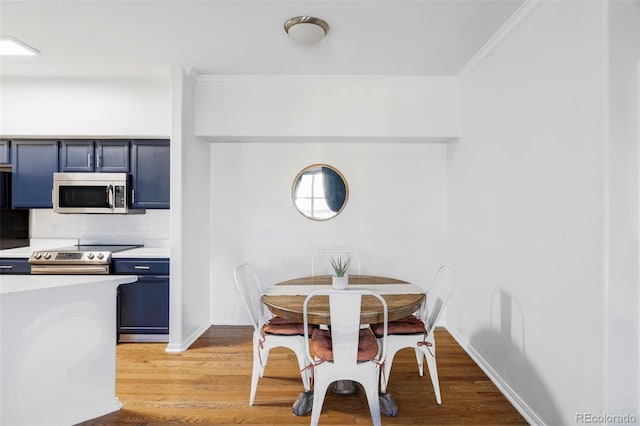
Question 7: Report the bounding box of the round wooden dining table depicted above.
[261,274,424,416]
[261,274,425,325]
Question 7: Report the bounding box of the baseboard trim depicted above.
[446,326,544,425]
[165,323,210,353]
[119,334,169,343]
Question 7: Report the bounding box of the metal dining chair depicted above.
[233,263,314,405]
[303,289,388,426]
[311,250,362,276]
[371,265,454,404]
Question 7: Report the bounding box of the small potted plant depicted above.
[330,256,351,290]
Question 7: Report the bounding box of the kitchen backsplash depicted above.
[30,209,169,241]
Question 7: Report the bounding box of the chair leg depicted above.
[421,341,441,404]
[381,347,399,394]
[414,346,424,376]
[364,377,382,426]
[260,348,270,378]
[294,352,311,392]
[310,379,330,426]
[250,344,262,405]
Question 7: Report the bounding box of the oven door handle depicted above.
[31,265,110,274]
[106,185,114,208]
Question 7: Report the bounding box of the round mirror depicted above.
[292,164,349,220]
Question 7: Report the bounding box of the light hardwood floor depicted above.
[78,326,527,425]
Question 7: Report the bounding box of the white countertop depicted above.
[112,247,169,258]
[1,271,132,426]
[0,246,32,258]
[0,274,138,295]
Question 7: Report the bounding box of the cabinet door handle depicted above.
[97,154,102,168]
[88,153,92,168]
[131,189,135,204]
[134,265,151,270]
[0,265,13,269]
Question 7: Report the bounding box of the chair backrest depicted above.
[303,289,387,366]
[311,250,362,276]
[233,263,267,332]
[424,265,455,334]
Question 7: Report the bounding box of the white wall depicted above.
[209,142,447,324]
[606,0,640,417]
[30,209,169,243]
[1,75,173,245]
[195,76,460,140]
[0,76,170,137]
[196,74,456,325]
[167,68,211,352]
[448,1,607,424]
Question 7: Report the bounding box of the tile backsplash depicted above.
[30,209,169,241]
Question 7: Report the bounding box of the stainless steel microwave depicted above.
[53,172,130,214]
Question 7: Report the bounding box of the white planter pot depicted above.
[332,275,349,290]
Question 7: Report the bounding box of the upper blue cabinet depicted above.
[0,141,10,207]
[130,139,170,209]
[12,140,59,209]
[0,140,10,164]
[59,139,129,172]
[9,138,168,209]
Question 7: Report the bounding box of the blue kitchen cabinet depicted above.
[11,140,59,209]
[59,140,94,172]
[0,258,31,274]
[59,139,129,172]
[0,172,11,209]
[0,140,11,208]
[113,259,169,275]
[0,140,10,164]
[96,140,130,172]
[130,139,170,209]
[114,258,169,341]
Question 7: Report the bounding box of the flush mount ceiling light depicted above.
[284,16,329,44]
[0,36,40,56]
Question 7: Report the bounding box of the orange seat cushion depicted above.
[311,328,379,362]
[370,316,425,338]
[262,316,317,336]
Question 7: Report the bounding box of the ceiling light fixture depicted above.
[0,36,40,56]
[284,16,329,45]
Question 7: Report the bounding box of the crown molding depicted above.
[195,74,460,84]
[457,0,550,81]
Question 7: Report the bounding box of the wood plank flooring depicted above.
[78,326,527,425]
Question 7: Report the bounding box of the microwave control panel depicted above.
[114,186,126,208]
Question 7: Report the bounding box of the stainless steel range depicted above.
[29,244,141,274]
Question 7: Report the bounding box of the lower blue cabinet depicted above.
[114,258,169,342]
[0,258,30,274]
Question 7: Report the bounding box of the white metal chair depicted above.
[372,265,454,404]
[233,263,312,405]
[311,250,362,276]
[303,289,388,426]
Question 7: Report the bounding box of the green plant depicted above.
[330,256,351,277]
